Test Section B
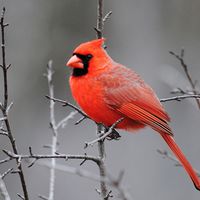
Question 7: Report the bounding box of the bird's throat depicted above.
[72,66,88,77]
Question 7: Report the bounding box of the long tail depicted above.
[160,133,200,190]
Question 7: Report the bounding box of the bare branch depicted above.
[46,61,78,200]
[160,94,200,102]
[2,149,101,165]
[96,0,103,39]
[171,87,194,95]
[0,103,3,111]
[56,111,77,130]
[157,149,200,177]
[97,124,108,199]
[104,190,113,200]
[0,7,29,199]
[0,6,8,110]
[46,60,57,200]
[39,161,133,200]
[74,116,88,125]
[1,168,13,179]
[103,11,112,22]
[6,64,11,70]
[17,193,25,200]
[95,0,111,198]
[0,157,11,165]
[45,95,88,119]
[5,102,13,115]
[0,130,8,136]
[170,49,200,109]
[38,195,48,200]
[0,117,6,121]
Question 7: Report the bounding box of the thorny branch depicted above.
[169,49,200,109]
[0,7,29,200]
[39,161,132,200]
[1,149,101,167]
[45,60,77,200]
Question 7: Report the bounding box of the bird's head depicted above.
[66,38,111,76]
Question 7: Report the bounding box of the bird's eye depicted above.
[86,54,93,59]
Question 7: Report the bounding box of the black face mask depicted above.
[72,53,93,77]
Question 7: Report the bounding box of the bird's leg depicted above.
[105,127,121,140]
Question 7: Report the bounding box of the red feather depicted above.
[67,38,200,190]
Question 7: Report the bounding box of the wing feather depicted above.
[102,63,172,135]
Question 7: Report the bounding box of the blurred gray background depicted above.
[0,0,200,199]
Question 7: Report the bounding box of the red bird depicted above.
[67,38,200,190]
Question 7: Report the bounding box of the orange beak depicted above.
[66,55,84,69]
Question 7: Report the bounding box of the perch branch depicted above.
[160,94,200,102]
[95,0,112,198]
[170,49,200,109]
[0,7,29,200]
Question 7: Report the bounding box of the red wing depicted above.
[102,64,172,135]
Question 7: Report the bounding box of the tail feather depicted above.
[160,133,200,190]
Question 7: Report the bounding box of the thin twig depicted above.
[0,7,29,200]
[56,111,77,130]
[0,157,11,165]
[45,61,78,200]
[39,161,132,200]
[46,60,57,200]
[1,168,13,179]
[17,193,25,200]
[96,0,103,39]
[74,116,88,125]
[103,11,112,22]
[45,95,88,118]
[95,0,111,198]
[0,130,8,136]
[160,94,200,102]
[38,195,48,200]
[1,7,8,110]
[2,150,101,165]
[157,149,200,177]
[5,102,13,115]
[170,50,200,109]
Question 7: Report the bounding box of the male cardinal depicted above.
[66,38,200,190]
